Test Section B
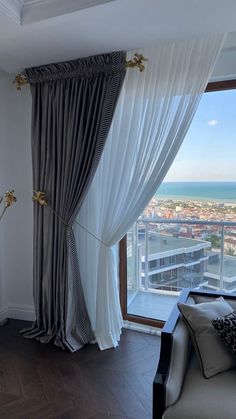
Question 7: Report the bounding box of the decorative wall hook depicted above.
[32,190,48,206]
[0,189,17,222]
[125,53,148,72]
[4,190,17,208]
[13,74,28,90]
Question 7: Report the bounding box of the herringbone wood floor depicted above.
[0,320,160,419]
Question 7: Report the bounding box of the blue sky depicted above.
[164,89,236,182]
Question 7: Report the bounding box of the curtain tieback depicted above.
[32,190,108,247]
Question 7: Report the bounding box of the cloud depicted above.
[207,119,219,126]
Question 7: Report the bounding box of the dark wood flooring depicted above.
[0,320,160,419]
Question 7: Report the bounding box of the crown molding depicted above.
[0,0,23,24]
[22,0,115,24]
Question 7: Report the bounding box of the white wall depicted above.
[0,70,35,321]
[0,70,7,319]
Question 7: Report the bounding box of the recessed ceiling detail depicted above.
[0,0,115,25]
[0,0,23,25]
[22,0,116,24]
[0,0,235,74]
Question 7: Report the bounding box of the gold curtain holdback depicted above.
[4,190,17,208]
[32,190,107,246]
[32,190,48,206]
[0,190,17,222]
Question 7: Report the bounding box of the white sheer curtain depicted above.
[76,35,225,350]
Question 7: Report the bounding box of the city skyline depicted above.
[164,89,236,182]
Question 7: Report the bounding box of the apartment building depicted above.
[137,231,210,291]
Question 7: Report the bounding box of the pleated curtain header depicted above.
[24,51,126,84]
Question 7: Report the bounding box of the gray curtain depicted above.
[23,52,126,351]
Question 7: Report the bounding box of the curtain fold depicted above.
[76,35,226,350]
[22,51,126,351]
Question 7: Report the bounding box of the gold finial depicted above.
[32,190,48,206]
[4,190,17,208]
[13,74,28,90]
[125,53,148,72]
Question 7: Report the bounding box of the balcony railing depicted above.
[127,218,236,297]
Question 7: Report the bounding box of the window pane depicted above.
[126,89,236,322]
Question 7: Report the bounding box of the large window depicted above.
[120,81,236,327]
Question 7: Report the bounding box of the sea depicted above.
[155,182,236,204]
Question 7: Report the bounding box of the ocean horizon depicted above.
[155,181,236,203]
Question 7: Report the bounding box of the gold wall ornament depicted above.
[13,74,28,90]
[32,190,48,206]
[125,53,148,72]
[4,190,17,208]
[0,189,17,222]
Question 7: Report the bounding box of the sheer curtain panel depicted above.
[76,35,226,350]
[22,52,126,351]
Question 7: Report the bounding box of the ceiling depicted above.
[0,0,236,73]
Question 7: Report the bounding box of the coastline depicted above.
[156,194,236,206]
[155,181,236,206]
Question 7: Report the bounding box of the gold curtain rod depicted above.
[13,74,28,91]
[125,53,148,71]
[13,53,148,90]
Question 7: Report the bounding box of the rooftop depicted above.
[133,231,210,258]
[207,254,236,280]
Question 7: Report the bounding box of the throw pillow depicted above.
[212,311,236,354]
[178,297,236,378]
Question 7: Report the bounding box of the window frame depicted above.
[119,79,236,328]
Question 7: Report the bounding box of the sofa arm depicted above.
[153,288,193,418]
[164,317,191,407]
[153,288,236,419]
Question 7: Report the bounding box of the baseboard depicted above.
[0,305,8,323]
[0,304,35,322]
